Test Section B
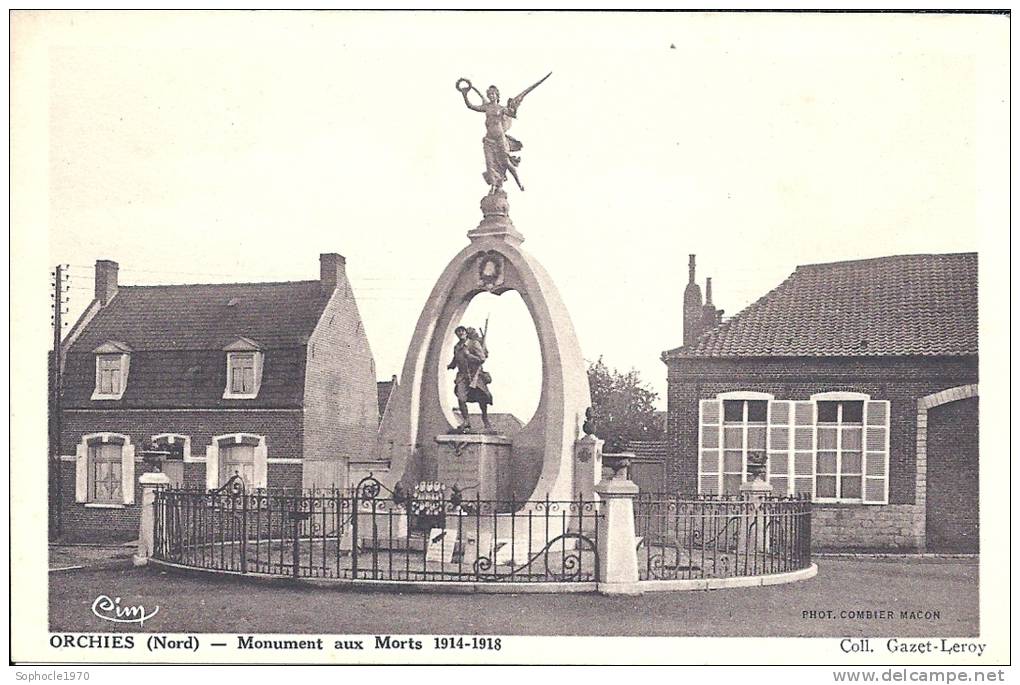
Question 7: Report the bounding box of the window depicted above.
[97,356,122,395]
[220,443,256,488]
[151,434,188,487]
[205,434,268,490]
[229,353,256,394]
[699,392,773,496]
[75,433,135,505]
[699,393,890,504]
[91,342,131,400]
[815,401,864,501]
[222,338,263,399]
[721,399,767,495]
[90,443,123,503]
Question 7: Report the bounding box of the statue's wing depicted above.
[508,71,552,113]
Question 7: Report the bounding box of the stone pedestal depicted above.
[574,435,603,501]
[738,477,774,557]
[467,190,525,243]
[574,435,603,534]
[133,472,170,566]
[340,504,409,552]
[435,433,513,502]
[595,468,643,595]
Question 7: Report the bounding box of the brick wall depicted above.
[301,278,380,489]
[59,409,303,462]
[925,397,979,551]
[56,411,305,541]
[52,461,141,543]
[664,355,978,551]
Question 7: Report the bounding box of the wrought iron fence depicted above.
[153,475,601,583]
[633,492,811,580]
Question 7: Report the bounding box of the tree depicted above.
[586,357,664,453]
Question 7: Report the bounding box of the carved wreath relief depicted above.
[476,250,505,292]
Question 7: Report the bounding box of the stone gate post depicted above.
[595,455,643,595]
[133,471,170,566]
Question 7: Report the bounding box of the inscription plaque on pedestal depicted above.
[435,433,513,503]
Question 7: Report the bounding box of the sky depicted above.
[15,11,1007,419]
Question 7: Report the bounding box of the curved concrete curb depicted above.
[638,563,818,592]
[148,558,817,594]
[148,559,596,594]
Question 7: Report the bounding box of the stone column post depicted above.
[595,456,643,595]
[133,472,170,566]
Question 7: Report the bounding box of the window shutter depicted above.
[862,400,890,504]
[767,400,793,495]
[254,352,265,394]
[205,444,219,490]
[75,443,89,503]
[121,443,136,505]
[698,399,722,495]
[792,401,816,498]
[253,440,268,490]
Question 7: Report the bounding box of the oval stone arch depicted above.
[378,235,591,502]
[437,288,542,429]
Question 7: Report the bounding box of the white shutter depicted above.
[767,401,793,495]
[862,400,890,504]
[792,401,816,498]
[205,443,219,490]
[121,443,136,505]
[75,443,89,503]
[253,440,268,489]
[698,399,722,495]
[254,352,265,395]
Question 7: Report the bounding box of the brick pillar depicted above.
[595,457,642,595]
[133,472,170,566]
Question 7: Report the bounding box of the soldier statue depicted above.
[447,325,494,433]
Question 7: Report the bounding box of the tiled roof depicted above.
[377,379,397,419]
[452,410,524,437]
[69,281,331,353]
[663,253,977,359]
[62,280,333,409]
[625,439,669,460]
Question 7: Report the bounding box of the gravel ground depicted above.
[48,557,978,637]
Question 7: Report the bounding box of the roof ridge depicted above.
[795,252,976,270]
[663,251,977,359]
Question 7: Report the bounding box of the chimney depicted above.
[702,276,725,328]
[319,253,346,294]
[94,259,119,305]
[683,254,703,346]
[688,254,696,285]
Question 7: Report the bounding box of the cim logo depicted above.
[91,595,159,627]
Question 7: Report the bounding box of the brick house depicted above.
[662,253,978,552]
[52,254,379,542]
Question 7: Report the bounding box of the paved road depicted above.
[49,557,977,637]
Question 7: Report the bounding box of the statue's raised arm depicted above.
[507,72,552,117]
[456,78,486,113]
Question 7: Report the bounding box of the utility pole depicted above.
[50,265,69,539]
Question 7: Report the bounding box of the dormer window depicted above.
[223,337,263,400]
[91,341,131,401]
